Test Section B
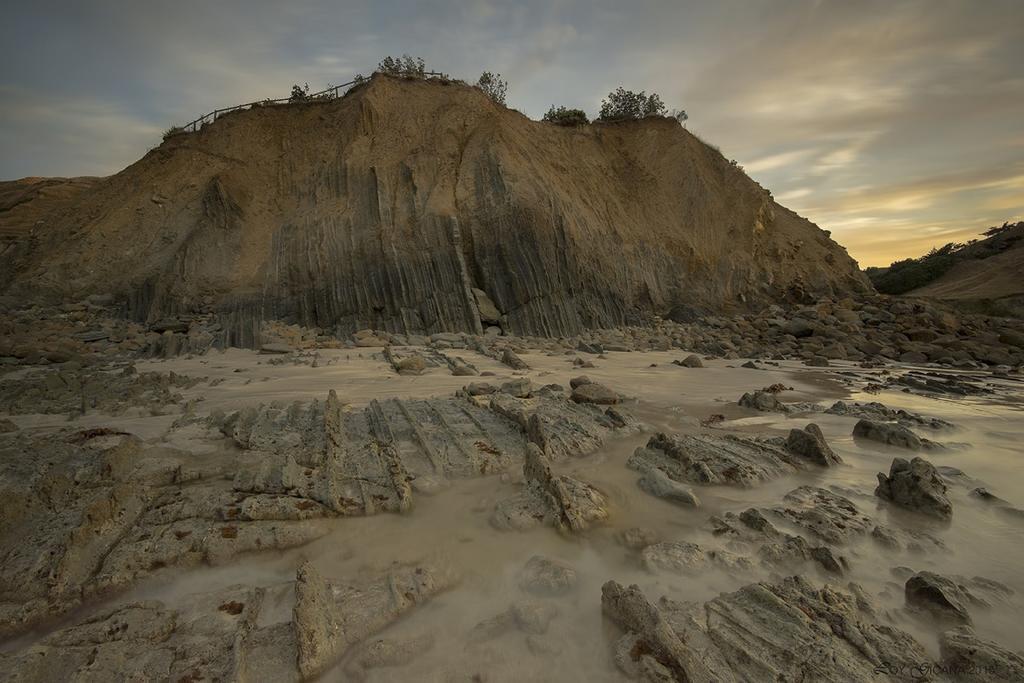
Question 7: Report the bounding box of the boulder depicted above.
[501,349,529,370]
[905,571,981,624]
[570,382,619,405]
[876,457,953,520]
[853,419,923,450]
[675,354,703,368]
[785,423,841,466]
[499,378,532,398]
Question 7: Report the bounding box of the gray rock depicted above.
[491,445,609,533]
[876,457,953,520]
[738,390,784,412]
[499,378,532,398]
[501,349,529,370]
[601,575,930,682]
[853,418,923,450]
[939,626,1024,682]
[636,466,701,507]
[630,432,811,488]
[569,375,592,389]
[570,382,619,405]
[785,423,841,466]
[905,571,983,624]
[466,382,497,396]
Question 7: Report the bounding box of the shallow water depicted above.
[5,351,1024,679]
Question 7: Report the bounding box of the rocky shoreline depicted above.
[1,296,1023,681]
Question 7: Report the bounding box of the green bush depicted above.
[598,87,667,121]
[542,105,589,126]
[477,71,508,105]
[289,83,310,102]
[377,55,426,78]
[162,126,184,140]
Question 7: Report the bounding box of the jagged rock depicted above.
[294,560,454,679]
[905,571,984,624]
[570,382,619,405]
[0,384,636,635]
[446,355,479,376]
[785,423,841,466]
[500,378,532,398]
[709,508,848,575]
[473,288,502,323]
[466,382,496,396]
[294,561,341,679]
[518,555,577,596]
[939,626,1024,682]
[825,400,953,430]
[501,349,529,370]
[0,365,202,416]
[491,444,609,533]
[876,457,953,520]
[394,354,427,375]
[0,585,265,683]
[853,418,924,450]
[738,390,785,412]
[601,576,930,682]
[636,466,701,507]
[769,486,875,544]
[629,432,809,488]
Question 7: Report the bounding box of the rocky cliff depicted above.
[1,73,870,343]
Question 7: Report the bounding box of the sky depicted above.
[1,0,1022,266]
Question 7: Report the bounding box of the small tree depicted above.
[477,71,508,105]
[671,108,688,126]
[542,105,589,127]
[290,83,310,102]
[598,87,668,121]
[377,55,426,77]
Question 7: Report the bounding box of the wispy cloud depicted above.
[1,0,1021,267]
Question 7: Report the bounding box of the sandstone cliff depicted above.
[1,74,870,342]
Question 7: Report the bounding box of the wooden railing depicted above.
[174,71,448,134]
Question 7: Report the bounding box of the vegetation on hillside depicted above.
[865,222,1023,294]
[542,106,589,126]
[476,72,508,105]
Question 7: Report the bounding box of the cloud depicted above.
[1,0,1022,268]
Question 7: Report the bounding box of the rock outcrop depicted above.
[876,457,953,519]
[601,576,931,681]
[629,427,840,489]
[2,73,869,344]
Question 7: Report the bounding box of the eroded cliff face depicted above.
[2,74,870,341]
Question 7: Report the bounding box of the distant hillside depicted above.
[865,221,1024,317]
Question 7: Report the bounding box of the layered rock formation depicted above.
[1,73,869,343]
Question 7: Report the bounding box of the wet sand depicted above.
[3,348,1023,680]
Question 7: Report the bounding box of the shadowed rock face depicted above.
[2,74,869,343]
